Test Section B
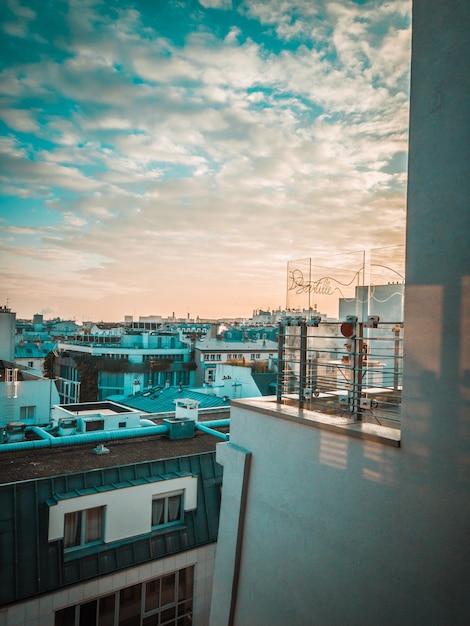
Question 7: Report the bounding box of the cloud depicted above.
[199,0,232,8]
[0,0,411,320]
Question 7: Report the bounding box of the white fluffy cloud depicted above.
[0,0,411,320]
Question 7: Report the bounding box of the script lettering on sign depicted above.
[288,269,346,298]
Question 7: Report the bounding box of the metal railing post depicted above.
[351,322,364,422]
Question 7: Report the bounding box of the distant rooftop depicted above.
[0,360,48,382]
[107,385,230,414]
[57,400,133,416]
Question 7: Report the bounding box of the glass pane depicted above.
[167,496,181,522]
[55,606,76,626]
[99,594,116,626]
[178,567,193,602]
[64,511,82,548]
[181,600,192,615]
[86,507,103,543]
[145,578,160,612]
[79,600,97,626]
[160,606,176,623]
[161,574,176,606]
[152,498,165,526]
[119,584,142,626]
[143,616,159,626]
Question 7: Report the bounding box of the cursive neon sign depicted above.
[288,269,346,298]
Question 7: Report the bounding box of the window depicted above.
[119,584,141,626]
[64,506,104,550]
[20,405,36,420]
[55,567,194,626]
[152,492,183,529]
[85,420,105,432]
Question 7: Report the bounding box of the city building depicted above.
[196,363,277,401]
[0,306,15,362]
[52,327,196,403]
[107,384,230,420]
[209,3,470,625]
[13,315,81,374]
[0,360,60,430]
[0,428,222,626]
[192,334,278,387]
[14,340,57,372]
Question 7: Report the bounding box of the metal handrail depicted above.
[277,319,403,427]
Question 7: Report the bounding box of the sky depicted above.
[0,0,411,322]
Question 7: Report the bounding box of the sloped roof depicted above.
[0,360,48,382]
[14,341,56,359]
[107,385,230,414]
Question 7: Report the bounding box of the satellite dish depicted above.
[340,322,355,338]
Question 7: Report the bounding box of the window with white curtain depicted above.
[64,506,105,550]
[151,492,183,528]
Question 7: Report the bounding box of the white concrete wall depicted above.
[0,311,15,362]
[48,476,198,544]
[0,378,60,427]
[210,2,470,625]
[212,399,468,625]
[213,364,262,399]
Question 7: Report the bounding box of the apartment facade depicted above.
[0,360,61,429]
[193,337,278,387]
[53,330,195,403]
[0,440,222,626]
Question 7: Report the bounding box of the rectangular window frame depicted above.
[64,506,105,552]
[19,405,36,420]
[151,490,184,530]
[54,566,194,626]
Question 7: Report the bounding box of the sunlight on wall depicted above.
[319,431,348,470]
[406,285,443,374]
[460,275,470,379]
[362,442,396,485]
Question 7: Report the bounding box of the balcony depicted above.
[276,246,405,430]
[276,317,403,428]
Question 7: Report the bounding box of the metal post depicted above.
[299,321,307,409]
[352,322,364,421]
[276,323,285,403]
[393,325,401,391]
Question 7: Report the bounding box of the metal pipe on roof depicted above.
[140,419,159,427]
[0,424,169,453]
[0,439,51,452]
[29,426,55,439]
[48,425,169,446]
[195,422,229,441]
[197,418,230,428]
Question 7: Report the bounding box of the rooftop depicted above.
[108,385,231,414]
[0,429,223,485]
[0,360,48,382]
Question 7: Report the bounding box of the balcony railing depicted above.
[277,317,403,428]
